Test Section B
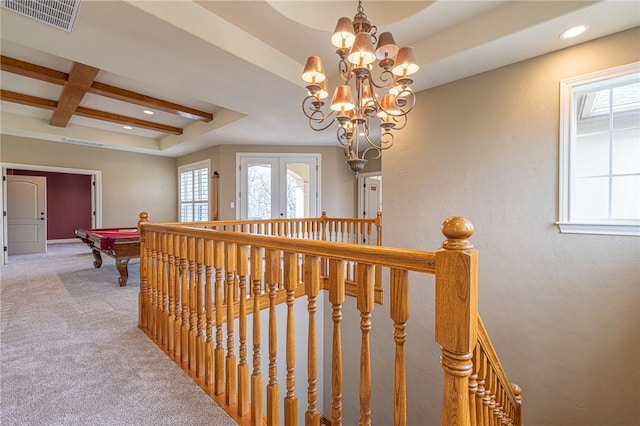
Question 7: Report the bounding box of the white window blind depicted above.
[179,161,209,222]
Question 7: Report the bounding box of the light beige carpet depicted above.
[0,242,235,425]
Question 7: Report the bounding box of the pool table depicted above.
[75,227,140,286]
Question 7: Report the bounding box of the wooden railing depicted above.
[137,212,522,425]
[160,211,383,245]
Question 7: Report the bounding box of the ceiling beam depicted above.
[74,107,183,135]
[1,90,183,135]
[50,62,100,128]
[89,82,213,122]
[0,89,57,110]
[0,55,213,122]
[0,56,68,85]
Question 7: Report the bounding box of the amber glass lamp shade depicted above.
[347,32,377,66]
[375,31,399,60]
[330,85,356,112]
[331,17,356,49]
[361,84,375,106]
[377,93,400,116]
[391,47,419,76]
[302,56,326,83]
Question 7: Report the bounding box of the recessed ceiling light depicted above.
[143,110,154,115]
[560,25,589,39]
[123,125,133,130]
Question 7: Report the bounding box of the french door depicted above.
[238,154,320,219]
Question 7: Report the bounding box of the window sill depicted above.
[556,222,640,237]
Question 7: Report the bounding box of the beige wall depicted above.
[178,144,360,219]
[329,28,639,425]
[0,135,177,226]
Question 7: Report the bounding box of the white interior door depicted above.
[359,173,382,219]
[7,175,47,255]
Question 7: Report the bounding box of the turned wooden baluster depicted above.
[305,255,321,426]
[283,252,298,426]
[225,242,237,407]
[180,235,189,365]
[251,246,265,425]
[475,346,487,426]
[390,268,409,426]
[469,346,479,426]
[482,361,492,426]
[498,386,507,425]
[487,368,497,426]
[196,238,205,378]
[329,258,345,426]
[266,249,280,426]
[188,237,197,371]
[173,235,183,360]
[150,232,158,338]
[435,217,478,426]
[155,234,163,342]
[357,263,375,426]
[204,240,215,386]
[160,233,169,347]
[214,241,225,396]
[167,234,176,354]
[258,250,280,426]
[237,244,250,417]
[137,212,149,329]
[511,383,522,425]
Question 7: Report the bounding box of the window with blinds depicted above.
[179,161,210,222]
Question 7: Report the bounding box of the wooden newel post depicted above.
[435,217,478,426]
[138,212,149,329]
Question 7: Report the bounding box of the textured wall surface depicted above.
[361,28,640,426]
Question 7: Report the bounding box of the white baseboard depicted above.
[48,238,79,244]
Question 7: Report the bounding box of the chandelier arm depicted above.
[391,114,408,131]
[362,146,382,161]
[339,60,354,83]
[302,95,338,131]
[367,69,395,89]
[393,88,417,116]
[380,130,395,149]
[337,126,354,148]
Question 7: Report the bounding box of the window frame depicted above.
[558,62,640,237]
[178,160,210,222]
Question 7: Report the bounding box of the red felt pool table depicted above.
[75,227,140,286]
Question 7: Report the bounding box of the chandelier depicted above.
[301,0,419,172]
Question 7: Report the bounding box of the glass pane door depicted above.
[285,160,313,219]
[243,158,278,220]
[239,155,319,219]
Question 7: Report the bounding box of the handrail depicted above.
[141,223,434,273]
[473,316,523,425]
[136,212,522,426]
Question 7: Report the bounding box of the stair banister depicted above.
[435,217,478,425]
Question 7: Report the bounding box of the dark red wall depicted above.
[8,170,92,239]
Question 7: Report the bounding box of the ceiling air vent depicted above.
[1,0,82,32]
[62,137,105,148]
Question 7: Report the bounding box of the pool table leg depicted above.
[91,249,103,268]
[116,259,130,287]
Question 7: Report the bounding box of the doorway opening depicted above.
[1,163,102,264]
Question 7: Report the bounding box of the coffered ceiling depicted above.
[1,0,638,157]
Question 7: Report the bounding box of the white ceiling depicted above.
[1,0,638,157]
